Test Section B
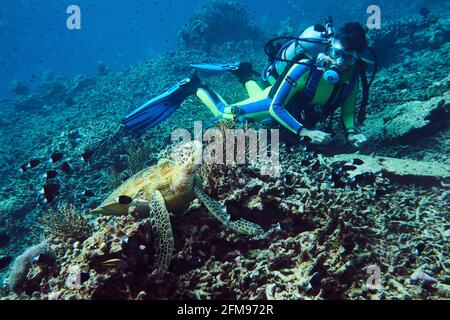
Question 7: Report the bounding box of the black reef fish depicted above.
[81,150,94,162]
[50,152,64,163]
[38,183,60,203]
[0,232,11,248]
[29,159,40,168]
[60,161,72,173]
[0,256,12,270]
[43,183,60,194]
[84,190,95,197]
[419,8,430,17]
[80,272,90,282]
[43,170,58,179]
[117,195,133,205]
[33,253,54,266]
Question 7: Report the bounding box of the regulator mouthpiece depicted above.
[325,16,335,37]
[323,68,340,84]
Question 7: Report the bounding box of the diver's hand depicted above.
[348,133,367,148]
[299,128,332,145]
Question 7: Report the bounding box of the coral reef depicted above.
[368,16,450,66]
[3,143,448,300]
[178,0,264,52]
[96,61,110,77]
[12,71,69,111]
[277,18,296,37]
[364,92,449,146]
[173,150,449,300]
[69,75,96,96]
[328,153,449,186]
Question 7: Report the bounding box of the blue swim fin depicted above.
[190,62,241,74]
[191,62,258,85]
[123,77,199,134]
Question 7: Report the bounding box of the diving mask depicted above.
[328,40,360,66]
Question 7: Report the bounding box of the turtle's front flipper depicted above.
[193,184,264,236]
[150,190,174,276]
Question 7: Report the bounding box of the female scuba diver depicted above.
[123,20,372,148]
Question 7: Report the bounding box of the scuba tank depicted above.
[262,17,335,84]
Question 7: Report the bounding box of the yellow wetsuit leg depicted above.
[245,80,263,98]
[225,86,272,122]
[196,88,235,120]
[195,79,274,123]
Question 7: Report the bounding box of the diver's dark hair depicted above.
[334,22,368,52]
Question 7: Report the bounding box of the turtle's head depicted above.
[173,140,203,173]
[90,195,133,216]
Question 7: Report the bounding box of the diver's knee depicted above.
[223,106,241,120]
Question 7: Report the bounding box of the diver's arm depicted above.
[340,79,358,132]
[269,63,310,135]
[341,80,367,147]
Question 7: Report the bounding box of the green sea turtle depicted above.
[91,141,264,276]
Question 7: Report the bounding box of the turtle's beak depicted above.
[90,196,133,216]
[90,205,126,216]
[90,204,130,216]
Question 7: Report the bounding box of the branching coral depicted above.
[125,140,153,176]
[197,120,239,194]
[41,204,93,242]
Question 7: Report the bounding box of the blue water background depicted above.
[0,0,445,97]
